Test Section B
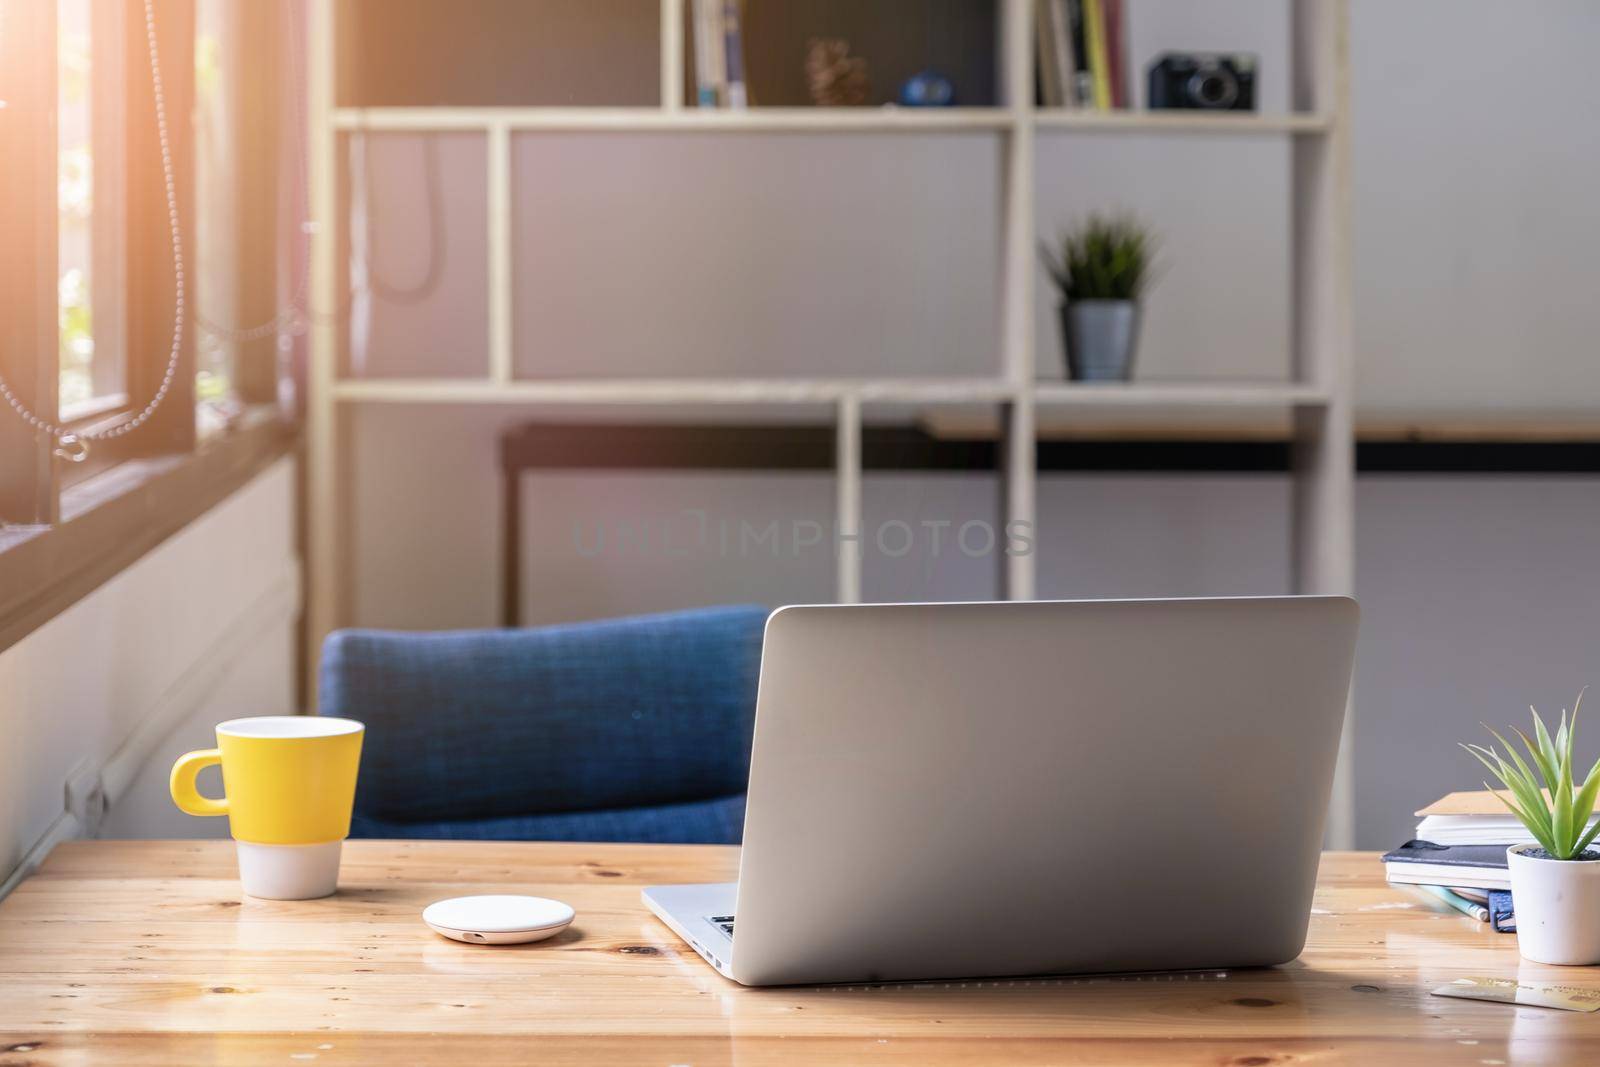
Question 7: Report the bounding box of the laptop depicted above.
[644,596,1359,987]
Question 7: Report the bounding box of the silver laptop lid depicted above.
[728,596,1358,986]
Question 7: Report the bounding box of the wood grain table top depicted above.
[1,840,1597,1065]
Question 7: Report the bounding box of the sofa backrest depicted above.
[319,605,767,825]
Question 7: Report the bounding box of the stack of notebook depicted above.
[1379,790,1599,933]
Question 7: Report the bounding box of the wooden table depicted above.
[2,842,1598,1065]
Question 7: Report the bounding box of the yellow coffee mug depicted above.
[170,716,364,899]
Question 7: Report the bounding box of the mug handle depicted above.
[170,749,228,817]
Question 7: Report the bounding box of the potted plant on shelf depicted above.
[1040,214,1155,382]
[1463,694,1600,965]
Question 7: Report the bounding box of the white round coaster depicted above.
[422,895,576,945]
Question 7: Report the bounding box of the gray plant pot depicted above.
[1060,300,1141,382]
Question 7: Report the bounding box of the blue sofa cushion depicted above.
[349,792,747,845]
[319,604,767,826]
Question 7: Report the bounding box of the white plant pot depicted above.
[1507,844,1600,965]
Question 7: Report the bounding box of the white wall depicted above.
[1352,476,1600,849]
[0,458,299,887]
[1351,0,1600,415]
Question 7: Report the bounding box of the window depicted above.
[0,0,295,528]
[56,0,130,422]
[0,0,297,647]
[193,0,237,417]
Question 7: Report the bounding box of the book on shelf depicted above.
[721,0,747,109]
[1064,0,1092,108]
[1050,0,1079,108]
[1045,0,1122,111]
[691,0,725,108]
[1081,0,1113,110]
[1035,1,1064,107]
[1102,0,1127,108]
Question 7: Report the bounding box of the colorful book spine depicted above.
[688,0,713,107]
[1035,1,1062,107]
[1064,0,1092,108]
[1049,0,1077,107]
[691,0,724,107]
[1082,0,1113,111]
[722,0,747,109]
[1102,0,1126,108]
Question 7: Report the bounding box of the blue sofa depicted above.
[318,604,767,844]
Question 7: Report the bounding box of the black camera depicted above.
[1147,52,1256,111]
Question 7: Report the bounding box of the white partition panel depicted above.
[509,132,1004,380]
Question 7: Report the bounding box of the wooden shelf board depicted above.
[332,106,1016,134]
[1033,381,1329,408]
[333,378,1336,408]
[331,106,1328,136]
[1034,110,1331,135]
[920,406,1292,441]
[920,407,1600,445]
[332,378,1021,405]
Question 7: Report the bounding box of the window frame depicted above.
[0,0,60,525]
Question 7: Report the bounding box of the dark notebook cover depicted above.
[1381,840,1511,870]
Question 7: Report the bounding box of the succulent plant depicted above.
[1463,692,1600,860]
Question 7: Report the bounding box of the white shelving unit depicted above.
[307,0,1354,840]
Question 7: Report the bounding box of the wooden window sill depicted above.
[0,409,299,655]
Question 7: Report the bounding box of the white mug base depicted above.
[235,839,343,900]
